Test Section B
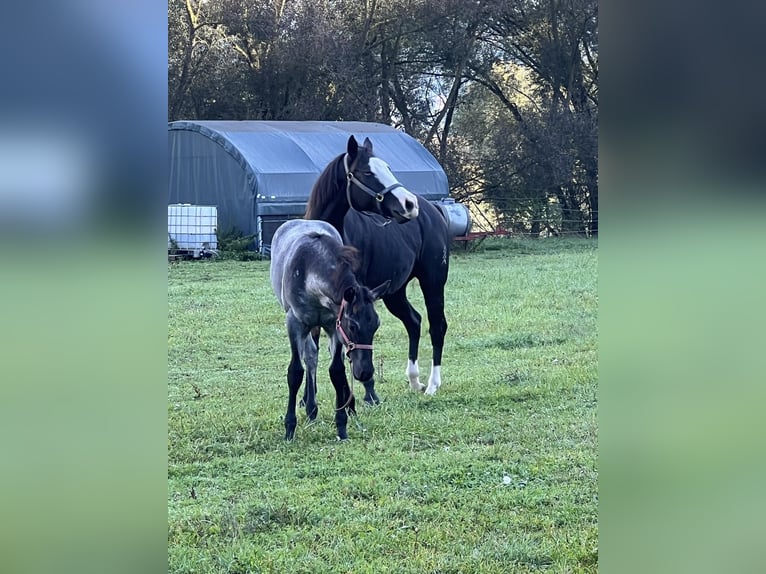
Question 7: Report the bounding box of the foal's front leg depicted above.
[361,379,381,405]
[328,339,355,440]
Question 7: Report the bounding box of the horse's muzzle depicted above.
[352,361,374,383]
[390,189,419,221]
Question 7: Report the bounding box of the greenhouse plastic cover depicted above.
[168,120,449,239]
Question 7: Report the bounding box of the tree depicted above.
[167,0,598,235]
[456,0,598,235]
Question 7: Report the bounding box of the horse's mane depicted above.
[305,154,343,220]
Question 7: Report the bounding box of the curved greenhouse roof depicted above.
[168,120,449,249]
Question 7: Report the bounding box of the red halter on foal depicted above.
[335,298,374,358]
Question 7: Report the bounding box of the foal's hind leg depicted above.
[284,312,306,440]
[300,327,321,415]
[383,288,425,393]
[302,330,319,421]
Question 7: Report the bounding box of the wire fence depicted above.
[456,195,598,238]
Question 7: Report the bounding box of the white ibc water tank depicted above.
[168,204,218,256]
[433,198,472,237]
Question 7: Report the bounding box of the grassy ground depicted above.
[168,237,598,573]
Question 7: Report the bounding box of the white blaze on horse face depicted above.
[425,363,442,396]
[407,359,425,392]
[369,157,419,219]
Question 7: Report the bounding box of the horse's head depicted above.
[344,135,419,223]
[337,279,390,382]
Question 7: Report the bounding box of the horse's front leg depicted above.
[383,290,425,393]
[328,339,354,440]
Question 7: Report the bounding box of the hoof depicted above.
[361,380,379,406]
[411,382,426,393]
[363,388,381,405]
[307,406,318,421]
[285,417,297,440]
[424,384,439,396]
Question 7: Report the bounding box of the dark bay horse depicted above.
[270,219,389,440]
[305,135,450,401]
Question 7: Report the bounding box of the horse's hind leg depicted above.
[383,288,425,393]
[284,313,305,440]
[301,330,319,421]
[300,327,320,410]
[420,279,448,396]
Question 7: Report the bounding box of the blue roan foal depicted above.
[270,220,389,440]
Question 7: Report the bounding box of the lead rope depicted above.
[334,298,363,413]
[333,297,372,435]
[336,381,355,413]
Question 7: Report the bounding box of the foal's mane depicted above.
[305,154,344,220]
[331,245,361,295]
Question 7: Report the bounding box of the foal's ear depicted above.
[363,137,373,153]
[343,286,356,303]
[370,280,391,301]
[347,135,359,158]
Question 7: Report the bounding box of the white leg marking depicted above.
[407,359,425,392]
[425,364,442,396]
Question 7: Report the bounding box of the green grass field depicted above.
[168,237,598,573]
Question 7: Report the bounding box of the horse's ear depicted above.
[363,137,373,153]
[370,280,390,301]
[343,286,356,303]
[347,135,358,158]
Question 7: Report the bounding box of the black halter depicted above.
[343,154,403,225]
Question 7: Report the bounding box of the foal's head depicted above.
[337,280,390,382]
[344,135,420,223]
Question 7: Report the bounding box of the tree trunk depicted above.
[378,39,392,124]
[556,187,582,235]
[426,23,479,160]
[170,6,198,121]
